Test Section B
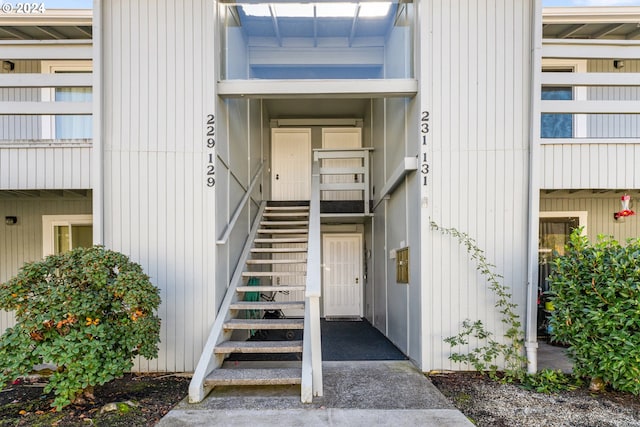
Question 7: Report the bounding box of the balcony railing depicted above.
[539,39,640,145]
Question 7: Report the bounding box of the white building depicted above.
[1,1,639,402]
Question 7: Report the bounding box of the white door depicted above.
[323,233,362,317]
[321,128,361,200]
[272,128,312,201]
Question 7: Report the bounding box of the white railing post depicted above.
[301,158,323,402]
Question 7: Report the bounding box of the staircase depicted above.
[190,202,318,400]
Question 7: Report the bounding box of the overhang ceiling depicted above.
[0,9,91,40]
[1,6,639,42]
[543,7,640,40]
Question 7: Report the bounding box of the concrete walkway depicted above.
[158,361,473,426]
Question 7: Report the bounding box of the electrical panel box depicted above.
[396,247,409,283]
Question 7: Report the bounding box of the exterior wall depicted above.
[100,0,217,372]
[421,0,532,370]
[541,192,640,242]
[369,94,422,364]
[588,59,640,139]
[0,195,92,332]
[540,59,640,189]
[0,60,41,140]
[0,145,92,190]
[216,97,264,312]
[540,143,640,189]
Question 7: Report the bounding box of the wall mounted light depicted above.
[614,60,625,70]
[4,216,17,225]
[2,61,15,72]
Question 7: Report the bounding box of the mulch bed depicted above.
[0,373,189,426]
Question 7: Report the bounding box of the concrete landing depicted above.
[158,361,473,426]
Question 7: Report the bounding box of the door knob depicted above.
[276,174,280,180]
[355,277,359,284]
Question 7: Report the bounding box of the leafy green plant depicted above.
[548,230,640,394]
[520,369,582,394]
[0,247,161,410]
[430,221,526,380]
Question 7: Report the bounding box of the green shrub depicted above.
[0,247,161,410]
[549,230,640,394]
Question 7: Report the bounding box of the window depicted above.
[541,59,587,139]
[41,61,92,139]
[42,215,93,257]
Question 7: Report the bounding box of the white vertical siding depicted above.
[0,196,92,333]
[0,60,41,140]
[541,193,640,242]
[422,0,531,371]
[588,59,640,139]
[541,143,640,189]
[0,145,91,190]
[101,0,216,372]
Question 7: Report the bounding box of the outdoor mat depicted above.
[227,318,406,362]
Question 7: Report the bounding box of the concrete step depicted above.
[254,237,308,243]
[214,340,303,354]
[224,318,304,330]
[246,259,307,265]
[241,271,305,278]
[251,247,308,253]
[204,368,302,386]
[236,285,305,293]
[230,301,305,310]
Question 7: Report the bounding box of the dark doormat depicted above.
[227,318,407,362]
[321,318,407,361]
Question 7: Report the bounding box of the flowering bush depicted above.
[0,247,161,410]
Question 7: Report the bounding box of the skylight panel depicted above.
[359,2,392,18]
[241,4,272,16]
[316,3,357,17]
[240,2,393,19]
[273,4,315,17]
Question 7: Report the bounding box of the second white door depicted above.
[323,233,362,317]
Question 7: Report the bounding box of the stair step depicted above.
[261,221,309,226]
[263,212,309,218]
[251,247,308,253]
[265,206,309,211]
[237,285,305,293]
[255,237,308,243]
[230,301,305,310]
[241,271,305,278]
[246,259,307,264]
[257,229,308,234]
[204,368,302,386]
[214,340,303,354]
[224,318,304,330]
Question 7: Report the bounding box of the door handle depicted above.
[276,174,279,180]
[355,277,359,284]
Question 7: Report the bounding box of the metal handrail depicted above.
[217,162,264,245]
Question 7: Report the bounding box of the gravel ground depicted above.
[431,372,640,427]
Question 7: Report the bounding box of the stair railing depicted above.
[217,162,264,245]
[189,201,267,403]
[301,159,323,402]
